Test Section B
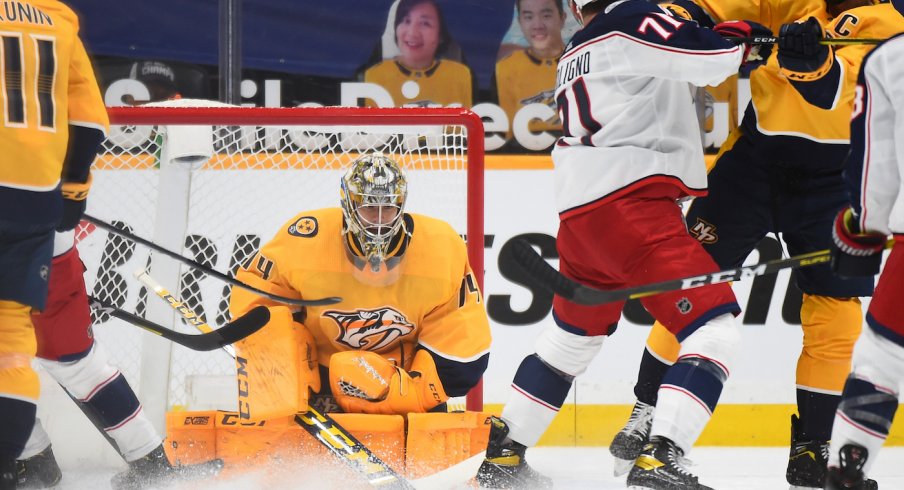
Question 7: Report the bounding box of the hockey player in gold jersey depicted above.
[229,153,491,420]
[0,1,108,487]
[364,0,473,108]
[611,1,904,489]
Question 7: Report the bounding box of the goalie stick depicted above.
[135,270,415,489]
[88,294,270,351]
[82,214,342,307]
[506,238,894,306]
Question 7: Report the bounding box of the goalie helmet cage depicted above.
[77,104,485,432]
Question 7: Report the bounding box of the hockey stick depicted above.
[135,270,414,489]
[728,36,882,45]
[506,238,894,306]
[88,294,270,351]
[82,214,341,307]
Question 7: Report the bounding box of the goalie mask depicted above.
[341,153,410,273]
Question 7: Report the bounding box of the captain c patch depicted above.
[289,216,318,237]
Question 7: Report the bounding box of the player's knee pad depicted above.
[800,294,862,362]
[850,327,904,390]
[32,247,93,361]
[0,300,39,401]
[676,313,740,377]
[52,230,75,257]
[534,323,605,377]
[36,344,118,399]
[646,320,680,364]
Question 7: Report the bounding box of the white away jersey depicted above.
[552,0,742,218]
[847,32,904,236]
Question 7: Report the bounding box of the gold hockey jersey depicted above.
[0,0,107,191]
[230,208,491,384]
[667,0,903,142]
[363,59,473,107]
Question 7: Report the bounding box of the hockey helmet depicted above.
[340,153,409,271]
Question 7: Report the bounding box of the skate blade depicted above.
[788,485,821,490]
[613,457,634,477]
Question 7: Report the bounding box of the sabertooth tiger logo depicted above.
[324,307,415,351]
[690,218,718,245]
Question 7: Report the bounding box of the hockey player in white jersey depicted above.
[825,1,904,488]
[475,0,772,489]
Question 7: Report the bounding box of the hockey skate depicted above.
[16,445,62,489]
[475,416,553,489]
[786,414,830,489]
[825,445,878,490]
[610,400,654,476]
[626,436,712,490]
[110,444,224,490]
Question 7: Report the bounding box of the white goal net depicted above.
[75,102,485,429]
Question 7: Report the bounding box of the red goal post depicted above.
[80,105,486,427]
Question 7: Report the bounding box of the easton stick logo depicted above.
[324,307,414,351]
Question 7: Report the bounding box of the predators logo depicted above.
[324,307,415,351]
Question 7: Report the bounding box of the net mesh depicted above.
[78,103,475,410]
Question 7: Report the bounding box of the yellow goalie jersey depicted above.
[0,0,108,224]
[363,59,473,108]
[230,208,491,398]
[495,49,561,138]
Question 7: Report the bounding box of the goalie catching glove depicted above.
[329,349,448,415]
[831,208,886,277]
[712,20,774,67]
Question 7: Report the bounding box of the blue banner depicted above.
[69,0,515,88]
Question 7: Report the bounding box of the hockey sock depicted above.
[501,354,574,447]
[81,373,160,461]
[828,375,898,475]
[796,388,841,441]
[634,347,672,406]
[0,397,36,460]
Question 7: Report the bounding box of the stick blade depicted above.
[213,306,271,346]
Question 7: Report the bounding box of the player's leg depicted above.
[25,234,218,489]
[825,243,904,490]
[0,225,54,489]
[612,131,769,475]
[608,322,675,475]
[476,200,632,489]
[614,190,741,489]
[779,170,876,489]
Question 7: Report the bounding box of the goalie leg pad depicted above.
[330,349,448,415]
[32,247,93,361]
[234,305,307,422]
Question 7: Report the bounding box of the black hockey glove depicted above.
[778,17,830,73]
[713,20,774,67]
[830,208,886,277]
[57,175,91,232]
